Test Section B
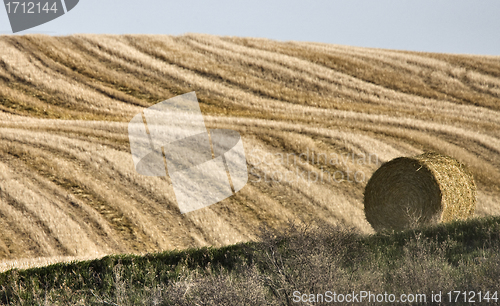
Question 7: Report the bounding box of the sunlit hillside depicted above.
[0,34,499,270]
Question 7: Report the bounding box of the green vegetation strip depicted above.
[1,216,499,305]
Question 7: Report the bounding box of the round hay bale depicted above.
[364,152,476,231]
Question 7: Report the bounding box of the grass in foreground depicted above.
[1,216,499,305]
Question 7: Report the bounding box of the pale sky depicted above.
[1,0,499,55]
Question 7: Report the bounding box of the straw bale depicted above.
[364,152,476,231]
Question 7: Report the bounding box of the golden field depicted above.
[0,34,499,271]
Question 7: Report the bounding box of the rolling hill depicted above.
[0,34,499,271]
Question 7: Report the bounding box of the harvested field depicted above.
[0,34,499,270]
